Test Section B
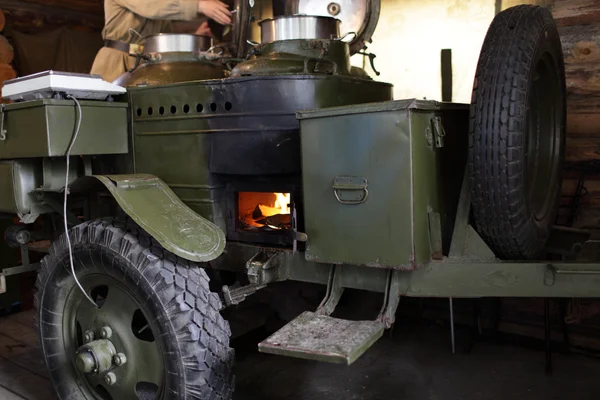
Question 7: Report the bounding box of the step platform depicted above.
[258,311,385,365]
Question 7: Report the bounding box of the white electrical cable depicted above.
[65,94,98,308]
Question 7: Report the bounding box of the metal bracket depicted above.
[0,104,6,141]
[2,263,41,277]
[432,116,446,148]
[333,176,369,205]
[246,250,281,285]
[39,193,82,226]
[303,58,338,75]
[428,208,443,260]
[377,270,402,329]
[316,265,344,316]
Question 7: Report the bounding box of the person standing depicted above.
[91,0,232,82]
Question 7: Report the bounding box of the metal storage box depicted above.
[298,99,469,270]
[0,99,129,159]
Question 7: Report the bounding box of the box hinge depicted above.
[432,116,446,148]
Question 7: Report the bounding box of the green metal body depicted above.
[92,174,225,262]
[113,53,227,87]
[298,100,468,269]
[0,99,128,159]
[231,39,357,77]
[127,74,393,232]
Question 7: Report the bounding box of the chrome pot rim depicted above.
[258,14,342,25]
[259,15,341,43]
[143,33,213,54]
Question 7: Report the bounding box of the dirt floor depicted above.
[1,308,600,400]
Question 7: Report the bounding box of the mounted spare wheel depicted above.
[469,5,566,260]
[35,219,235,400]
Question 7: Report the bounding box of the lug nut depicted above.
[113,353,127,366]
[84,330,95,343]
[76,351,96,374]
[104,372,117,386]
[100,326,113,339]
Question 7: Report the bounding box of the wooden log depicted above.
[0,9,5,32]
[560,178,600,207]
[0,0,103,32]
[566,113,600,137]
[0,63,15,82]
[566,137,600,164]
[552,0,600,27]
[19,0,104,15]
[560,24,600,116]
[0,35,13,64]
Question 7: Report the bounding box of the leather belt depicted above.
[104,39,130,53]
[104,39,143,55]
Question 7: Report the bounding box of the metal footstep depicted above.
[258,311,385,365]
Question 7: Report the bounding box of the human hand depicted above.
[197,0,232,25]
[195,21,212,36]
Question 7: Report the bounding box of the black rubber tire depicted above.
[34,218,235,399]
[469,5,566,260]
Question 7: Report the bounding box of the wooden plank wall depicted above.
[552,0,600,228]
[0,0,103,33]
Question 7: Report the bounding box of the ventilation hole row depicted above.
[136,102,233,117]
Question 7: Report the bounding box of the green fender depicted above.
[91,174,225,263]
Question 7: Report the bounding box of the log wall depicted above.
[550,1,600,227]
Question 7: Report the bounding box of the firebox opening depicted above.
[238,192,292,232]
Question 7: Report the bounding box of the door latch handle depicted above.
[332,176,369,205]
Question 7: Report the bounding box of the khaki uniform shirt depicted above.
[91,0,199,82]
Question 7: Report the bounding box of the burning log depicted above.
[238,192,292,231]
[257,213,292,228]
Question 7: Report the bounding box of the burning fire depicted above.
[238,192,291,230]
[259,193,290,217]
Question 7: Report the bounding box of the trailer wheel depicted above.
[34,218,235,400]
[469,5,566,260]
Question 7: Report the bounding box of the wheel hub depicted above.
[75,336,118,375]
[66,275,165,398]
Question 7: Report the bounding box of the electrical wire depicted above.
[65,94,98,308]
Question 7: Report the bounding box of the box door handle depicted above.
[332,176,369,205]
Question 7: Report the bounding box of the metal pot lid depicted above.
[143,34,212,54]
[292,0,380,54]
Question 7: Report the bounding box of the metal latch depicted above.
[431,117,446,148]
[0,104,7,141]
[333,176,369,205]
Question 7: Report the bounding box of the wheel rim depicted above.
[62,274,165,400]
[526,51,562,223]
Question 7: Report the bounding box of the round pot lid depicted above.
[293,0,380,54]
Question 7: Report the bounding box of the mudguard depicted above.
[92,174,225,262]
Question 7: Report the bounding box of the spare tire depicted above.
[469,5,566,260]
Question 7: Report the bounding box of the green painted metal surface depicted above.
[93,174,225,262]
[0,160,50,221]
[113,52,227,87]
[298,99,469,270]
[0,99,129,159]
[231,39,355,77]
[128,75,392,230]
